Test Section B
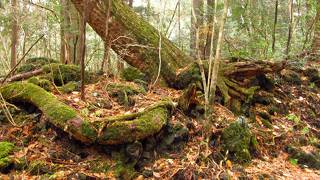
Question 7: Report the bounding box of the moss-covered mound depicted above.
[106,82,146,106]
[221,120,257,163]
[17,57,58,73]
[27,77,54,91]
[0,82,173,145]
[57,81,79,93]
[121,66,146,82]
[0,142,15,172]
[42,63,90,85]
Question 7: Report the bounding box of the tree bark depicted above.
[312,0,320,52]
[70,0,193,85]
[10,0,19,69]
[70,0,285,104]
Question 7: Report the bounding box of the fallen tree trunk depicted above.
[0,82,174,145]
[1,69,43,83]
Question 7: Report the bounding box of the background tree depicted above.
[10,0,19,69]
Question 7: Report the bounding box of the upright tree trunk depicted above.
[286,0,293,56]
[190,0,204,59]
[312,0,320,52]
[78,2,87,100]
[205,0,216,59]
[10,0,19,69]
[101,0,111,73]
[272,0,278,53]
[60,0,80,64]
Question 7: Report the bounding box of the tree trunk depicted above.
[190,0,204,59]
[272,0,278,53]
[10,0,19,69]
[312,0,320,52]
[71,0,193,85]
[70,0,285,104]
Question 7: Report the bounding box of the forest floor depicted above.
[1,61,320,179]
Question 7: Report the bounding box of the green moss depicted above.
[27,77,53,91]
[0,142,14,159]
[17,57,58,73]
[106,82,145,106]
[0,142,14,172]
[121,66,146,81]
[42,63,89,85]
[221,121,256,163]
[0,82,96,143]
[99,107,168,144]
[81,120,97,140]
[58,81,79,93]
[106,82,146,95]
[28,160,51,175]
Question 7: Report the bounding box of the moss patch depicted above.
[221,121,256,163]
[58,81,79,93]
[0,142,15,172]
[42,63,90,85]
[121,66,146,82]
[17,57,58,73]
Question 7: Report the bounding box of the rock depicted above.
[106,82,144,107]
[221,121,257,163]
[304,68,320,82]
[126,141,143,160]
[286,146,320,169]
[159,122,189,151]
[280,69,302,85]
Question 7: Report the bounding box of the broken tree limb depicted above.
[0,82,174,145]
[2,69,44,83]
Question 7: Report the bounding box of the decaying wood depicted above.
[0,82,174,145]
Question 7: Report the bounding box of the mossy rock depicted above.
[106,82,145,106]
[42,63,90,85]
[58,81,79,93]
[17,57,58,73]
[0,142,15,172]
[304,68,320,82]
[221,120,256,163]
[27,77,53,91]
[121,66,146,82]
[280,69,302,85]
[287,146,320,169]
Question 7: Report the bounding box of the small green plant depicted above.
[309,82,316,89]
[289,158,298,166]
[286,114,300,124]
[301,126,310,135]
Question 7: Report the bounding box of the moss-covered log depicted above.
[0,82,173,145]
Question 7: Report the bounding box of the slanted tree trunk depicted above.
[70,0,285,104]
[10,0,19,69]
[71,0,192,85]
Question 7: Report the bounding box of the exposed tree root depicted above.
[0,82,174,145]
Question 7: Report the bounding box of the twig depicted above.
[0,92,17,126]
[1,34,45,85]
